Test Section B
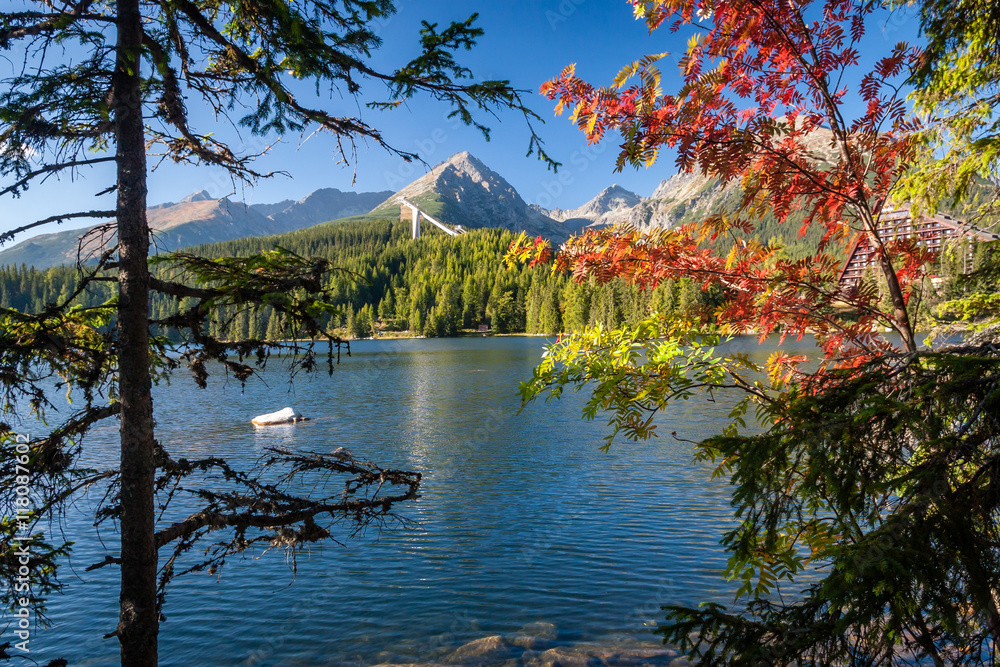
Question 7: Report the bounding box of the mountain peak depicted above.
[593,184,641,202]
[371,152,567,241]
[179,190,214,203]
[440,151,490,174]
[541,184,643,230]
[446,150,475,163]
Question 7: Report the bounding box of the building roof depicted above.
[837,206,999,285]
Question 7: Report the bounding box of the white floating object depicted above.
[251,407,309,426]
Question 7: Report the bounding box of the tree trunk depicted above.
[856,207,918,354]
[876,250,918,354]
[113,0,157,665]
[798,15,919,356]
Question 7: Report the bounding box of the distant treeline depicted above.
[2,217,995,339]
[0,218,720,339]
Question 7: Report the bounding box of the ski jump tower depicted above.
[398,197,466,240]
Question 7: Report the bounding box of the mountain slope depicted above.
[626,172,733,229]
[0,187,393,269]
[371,152,569,240]
[0,197,278,269]
[534,125,843,233]
[250,188,393,234]
[540,184,644,232]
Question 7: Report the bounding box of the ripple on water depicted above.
[27,336,787,666]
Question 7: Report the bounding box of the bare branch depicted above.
[0,210,116,245]
[0,156,115,198]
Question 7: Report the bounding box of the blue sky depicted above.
[1,0,922,240]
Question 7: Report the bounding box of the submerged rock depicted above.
[510,622,558,651]
[518,622,557,639]
[374,634,678,667]
[522,645,678,667]
[442,635,517,665]
[250,407,309,426]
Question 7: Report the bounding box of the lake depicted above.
[26,336,802,666]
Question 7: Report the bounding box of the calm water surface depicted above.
[28,336,805,666]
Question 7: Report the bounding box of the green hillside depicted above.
[369,192,446,220]
[0,217,716,340]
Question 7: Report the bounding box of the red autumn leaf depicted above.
[520,0,931,378]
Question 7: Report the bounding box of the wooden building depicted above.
[837,206,999,287]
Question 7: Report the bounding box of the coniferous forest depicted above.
[8,0,1000,664]
[2,215,996,342]
[0,217,722,340]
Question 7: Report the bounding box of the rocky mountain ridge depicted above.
[0,187,393,269]
[371,151,568,240]
[535,124,842,231]
[539,184,645,233]
[532,171,730,232]
[374,151,734,239]
[0,149,744,270]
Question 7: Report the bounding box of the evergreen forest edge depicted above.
[2,215,997,341]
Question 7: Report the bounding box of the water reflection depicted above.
[29,336,796,666]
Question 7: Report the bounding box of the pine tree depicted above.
[0,2,555,662]
[561,281,591,333]
[504,0,1000,659]
[539,282,563,335]
[461,275,480,328]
